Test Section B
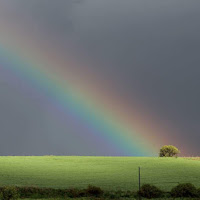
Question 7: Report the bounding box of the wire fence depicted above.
[137,166,200,190]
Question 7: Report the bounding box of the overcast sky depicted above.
[0,0,200,156]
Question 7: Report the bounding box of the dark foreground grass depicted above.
[0,186,137,199]
[21,199,200,200]
[0,157,200,191]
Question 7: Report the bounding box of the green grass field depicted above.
[0,156,200,191]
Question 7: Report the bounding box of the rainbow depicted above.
[0,15,179,156]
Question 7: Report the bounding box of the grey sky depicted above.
[0,0,200,156]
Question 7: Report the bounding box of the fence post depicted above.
[139,167,141,191]
[138,166,141,200]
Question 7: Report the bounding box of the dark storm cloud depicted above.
[0,0,83,37]
[0,0,200,155]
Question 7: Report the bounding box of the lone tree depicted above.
[159,145,180,157]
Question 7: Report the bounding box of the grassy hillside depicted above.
[0,156,199,191]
